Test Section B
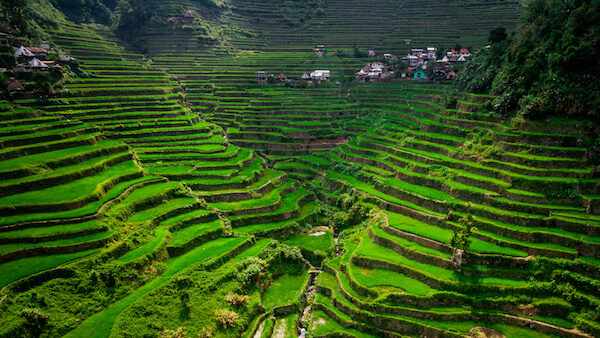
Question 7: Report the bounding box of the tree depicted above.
[488,26,507,43]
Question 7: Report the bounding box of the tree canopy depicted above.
[458,0,600,120]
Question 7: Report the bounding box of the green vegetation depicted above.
[0,0,599,337]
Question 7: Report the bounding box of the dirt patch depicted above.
[253,320,266,338]
[309,231,326,236]
[308,137,349,148]
[311,317,326,330]
[272,317,287,338]
[468,327,506,338]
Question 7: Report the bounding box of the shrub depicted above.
[546,189,582,200]
[215,308,239,328]
[235,257,268,285]
[225,292,248,306]
[158,327,187,338]
[19,308,48,335]
[197,327,213,338]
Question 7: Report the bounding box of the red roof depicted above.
[460,49,469,54]
[27,47,48,53]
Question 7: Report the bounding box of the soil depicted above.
[272,317,288,338]
[311,318,326,330]
[308,137,349,148]
[468,327,506,338]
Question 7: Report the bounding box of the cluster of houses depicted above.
[399,47,469,80]
[12,43,77,73]
[400,47,470,67]
[2,39,78,94]
[256,70,331,84]
[351,47,469,82]
[355,62,392,83]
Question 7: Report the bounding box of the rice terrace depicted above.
[0,0,599,337]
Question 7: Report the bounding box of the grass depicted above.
[283,231,334,253]
[0,175,161,226]
[0,248,101,289]
[262,271,307,309]
[0,230,113,256]
[385,211,528,257]
[169,219,223,247]
[0,161,141,206]
[311,309,379,338]
[64,237,249,338]
[127,198,197,222]
[271,313,298,338]
[356,234,529,288]
[348,264,432,296]
[118,226,169,262]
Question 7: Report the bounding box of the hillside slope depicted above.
[1,0,600,337]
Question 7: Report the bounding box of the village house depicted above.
[314,44,325,57]
[14,45,34,57]
[183,10,195,25]
[355,62,391,83]
[426,47,437,59]
[414,70,427,79]
[277,72,287,81]
[27,47,49,60]
[6,77,24,93]
[14,57,50,72]
[368,50,376,57]
[410,48,424,57]
[300,73,310,81]
[59,53,78,64]
[0,33,9,48]
[256,71,268,84]
[39,41,51,51]
[404,39,412,45]
[310,70,330,81]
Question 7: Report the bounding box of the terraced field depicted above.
[1,0,600,337]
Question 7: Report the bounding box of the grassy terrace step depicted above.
[0,139,127,180]
[384,211,528,257]
[0,175,162,228]
[195,168,283,201]
[126,197,198,223]
[361,133,591,184]
[0,152,133,197]
[0,132,103,161]
[0,220,104,244]
[0,229,113,264]
[138,144,241,163]
[0,248,101,289]
[0,161,143,216]
[324,170,446,218]
[105,180,183,219]
[228,185,314,227]
[167,219,224,256]
[233,200,319,236]
[209,179,296,215]
[354,233,530,290]
[63,236,252,338]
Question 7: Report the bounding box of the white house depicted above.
[14,45,34,57]
[310,70,330,81]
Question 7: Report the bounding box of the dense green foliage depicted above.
[458,0,600,119]
[1,0,599,337]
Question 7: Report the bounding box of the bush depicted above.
[234,257,267,286]
[225,292,249,306]
[215,308,239,328]
[158,327,187,338]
